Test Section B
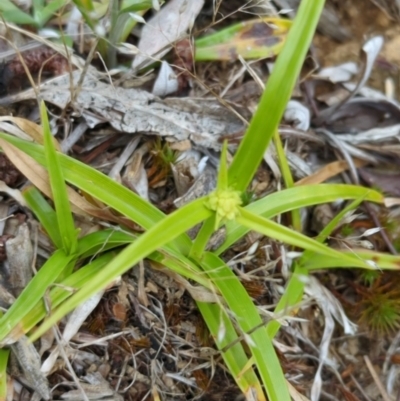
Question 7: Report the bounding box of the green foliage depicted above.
[195,17,292,61]
[0,132,389,401]
[357,276,400,334]
[152,137,178,165]
[148,138,178,184]
[361,269,380,286]
[0,0,67,28]
[72,0,159,68]
[23,186,62,248]
[0,348,9,400]
[41,101,78,256]
[2,1,400,400]
[228,0,326,192]
[340,223,355,237]
[240,190,255,206]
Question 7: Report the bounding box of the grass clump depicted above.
[1,1,400,400]
[357,273,400,334]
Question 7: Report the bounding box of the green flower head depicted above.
[205,188,242,227]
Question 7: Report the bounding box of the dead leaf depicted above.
[0,139,138,229]
[359,167,400,196]
[0,116,60,150]
[295,159,366,186]
[371,0,400,21]
[4,71,245,151]
[384,197,400,207]
[132,0,204,70]
[171,150,203,197]
[174,166,217,207]
[42,291,104,376]
[12,336,51,400]
[61,372,122,401]
[152,61,178,97]
[317,62,358,83]
[338,386,362,401]
[108,136,141,181]
[5,223,33,297]
[39,329,55,357]
[123,143,149,200]
[195,18,291,61]
[314,36,385,128]
[284,100,310,131]
[112,302,127,321]
[287,380,311,401]
[0,180,27,206]
[169,139,191,151]
[321,98,400,133]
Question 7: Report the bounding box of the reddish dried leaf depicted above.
[112,302,127,322]
[338,386,362,401]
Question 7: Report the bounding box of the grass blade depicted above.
[0,1,36,25]
[304,251,400,270]
[76,229,136,257]
[273,132,302,231]
[228,0,325,190]
[217,184,384,254]
[30,198,212,341]
[0,348,10,401]
[41,102,77,255]
[197,302,266,401]
[266,197,366,339]
[236,208,374,269]
[36,0,66,26]
[200,252,291,401]
[72,0,96,30]
[7,252,115,340]
[0,250,75,343]
[23,186,63,249]
[0,133,192,254]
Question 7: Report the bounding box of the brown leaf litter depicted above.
[2,1,400,400]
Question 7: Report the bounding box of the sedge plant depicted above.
[0,1,399,400]
[0,0,67,28]
[72,1,291,68]
[72,0,161,68]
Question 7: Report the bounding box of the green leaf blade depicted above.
[0,348,10,399]
[197,302,265,399]
[218,184,384,254]
[12,252,115,338]
[228,0,325,190]
[236,207,372,269]
[23,186,63,249]
[0,250,75,344]
[201,253,291,401]
[41,102,78,255]
[0,133,192,254]
[30,198,211,341]
[38,0,67,26]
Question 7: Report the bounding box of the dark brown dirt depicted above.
[315,0,400,93]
